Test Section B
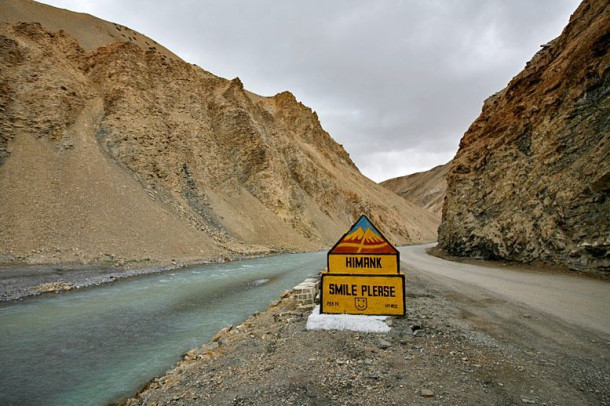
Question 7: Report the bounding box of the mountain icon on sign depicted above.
[330,215,398,254]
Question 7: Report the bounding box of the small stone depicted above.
[420,389,435,397]
[521,397,537,404]
[377,338,392,350]
[212,326,232,342]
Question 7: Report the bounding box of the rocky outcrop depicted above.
[439,0,609,273]
[381,162,450,222]
[0,0,438,265]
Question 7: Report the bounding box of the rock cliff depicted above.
[439,0,609,273]
[0,0,437,265]
[381,162,450,223]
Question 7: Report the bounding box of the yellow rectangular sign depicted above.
[327,254,399,274]
[320,273,405,316]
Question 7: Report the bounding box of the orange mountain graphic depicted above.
[331,216,397,254]
[345,227,384,244]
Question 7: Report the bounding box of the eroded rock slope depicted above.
[381,162,450,223]
[439,0,609,273]
[0,0,437,265]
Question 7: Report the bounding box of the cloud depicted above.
[41,0,581,182]
[359,149,456,184]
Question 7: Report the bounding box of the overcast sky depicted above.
[40,0,581,182]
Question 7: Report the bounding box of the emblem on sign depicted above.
[355,297,368,310]
[327,215,399,274]
[331,216,396,254]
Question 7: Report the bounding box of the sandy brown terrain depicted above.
[0,0,438,268]
[381,162,450,222]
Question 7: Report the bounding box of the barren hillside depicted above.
[381,162,450,222]
[439,0,609,274]
[0,0,438,266]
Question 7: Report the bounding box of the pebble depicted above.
[212,327,232,342]
[377,338,392,350]
[420,389,435,397]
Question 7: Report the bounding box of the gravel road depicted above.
[400,244,610,335]
[125,247,610,405]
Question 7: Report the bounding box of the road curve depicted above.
[398,244,610,335]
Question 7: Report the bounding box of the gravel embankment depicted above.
[0,263,193,302]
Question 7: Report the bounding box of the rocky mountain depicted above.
[438,0,609,274]
[0,0,438,265]
[381,162,450,222]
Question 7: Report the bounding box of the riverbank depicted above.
[0,251,328,405]
[0,248,289,302]
[122,266,610,405]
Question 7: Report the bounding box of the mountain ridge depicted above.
[381,162,450,223]
[0,0,438,266]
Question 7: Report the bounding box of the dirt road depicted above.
[399,244,610,335]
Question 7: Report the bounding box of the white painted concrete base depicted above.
[305,305,390,333]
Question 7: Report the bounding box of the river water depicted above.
[0,251,326,405]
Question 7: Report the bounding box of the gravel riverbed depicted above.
[0,252,278,302]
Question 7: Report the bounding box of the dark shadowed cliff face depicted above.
[0,0,437,265]
[439,0,609,274]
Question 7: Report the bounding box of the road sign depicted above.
[328,254,399,275]
[327,215,399,274]
[320,273,405,316]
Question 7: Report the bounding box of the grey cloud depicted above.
[43,0,581,181]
